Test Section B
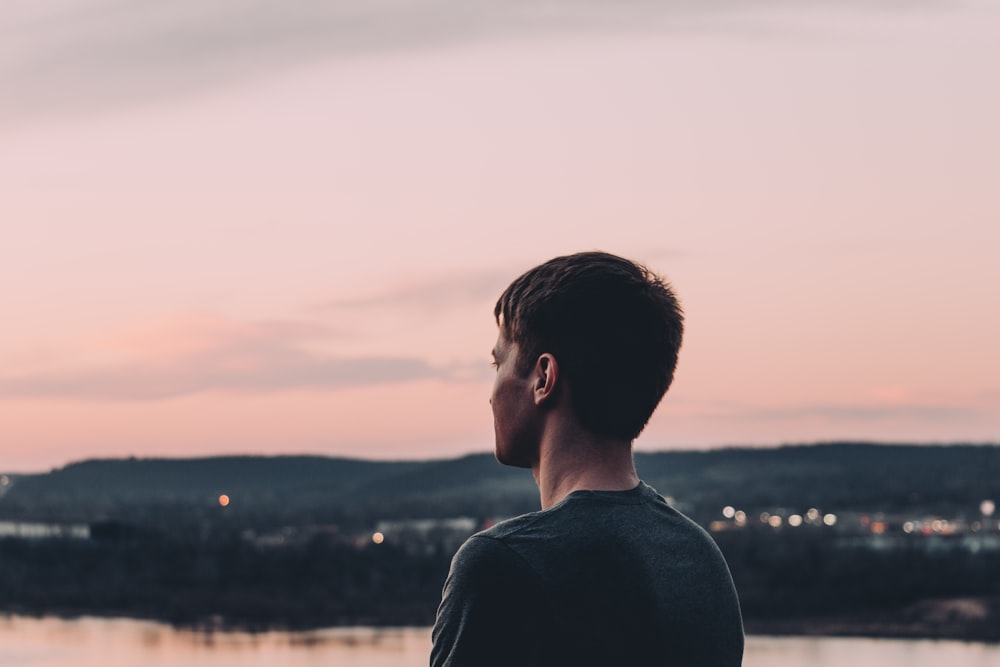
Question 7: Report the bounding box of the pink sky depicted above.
[2,1,998,471]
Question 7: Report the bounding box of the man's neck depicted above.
[532,428,639,510]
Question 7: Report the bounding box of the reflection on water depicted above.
[745,635,1000,667]
[2,615,1000,667]
[0,616,428,667]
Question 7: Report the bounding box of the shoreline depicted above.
[744,596,1000,644]
[5,597,999,644]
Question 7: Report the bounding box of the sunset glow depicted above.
[2,1,998,471]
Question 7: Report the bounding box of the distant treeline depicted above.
[3,443,998,530]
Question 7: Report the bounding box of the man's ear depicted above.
[533,353,558,406]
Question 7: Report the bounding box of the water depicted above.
[2,615,998,666]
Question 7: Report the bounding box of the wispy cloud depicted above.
[752,403,987,423]
[1,0,948,121]
[681,398,990,424]
[0,313,468,400]
[326,269,510,313]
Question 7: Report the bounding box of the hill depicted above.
[3,443,997,528]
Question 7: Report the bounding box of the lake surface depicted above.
[2,615,999,666]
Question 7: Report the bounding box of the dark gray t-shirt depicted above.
[431,482,744,667]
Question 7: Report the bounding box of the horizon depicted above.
[3,1,998,472]
[6,439,999,476]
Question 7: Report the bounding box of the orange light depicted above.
[371,532,385,545]
[218,494,230,507]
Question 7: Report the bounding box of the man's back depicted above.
[431,482,744,666]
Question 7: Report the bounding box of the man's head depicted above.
[492,251,683,462]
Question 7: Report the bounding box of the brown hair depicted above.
[495,251,684,440]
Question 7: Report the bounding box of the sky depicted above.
[2,0,998,472]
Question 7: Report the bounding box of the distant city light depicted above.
[806,508,820,522]
[823,513,837,526]
[371,532,385,545]
[218,494,230,507]
[788,514,803,527]
[982,500,996,517]
[768,515,782,528]
[734,511,747,525]
[722,506,736,519]
[903,521,915,534]
[759,512,770,524]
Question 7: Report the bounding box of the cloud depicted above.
[709,403,990,424]
[687,400,990,424]
[1,0,947,121]
[327,269,510,313]
[756,403,986,422]
[0,313,467,400]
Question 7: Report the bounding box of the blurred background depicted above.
[2,0,999,664]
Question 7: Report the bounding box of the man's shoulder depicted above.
[445,531,536,588]
[467,497,604,552]
[474,509,548,541]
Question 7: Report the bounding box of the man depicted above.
[431,251,744,667]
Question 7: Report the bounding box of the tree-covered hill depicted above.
[2,442,997,529]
